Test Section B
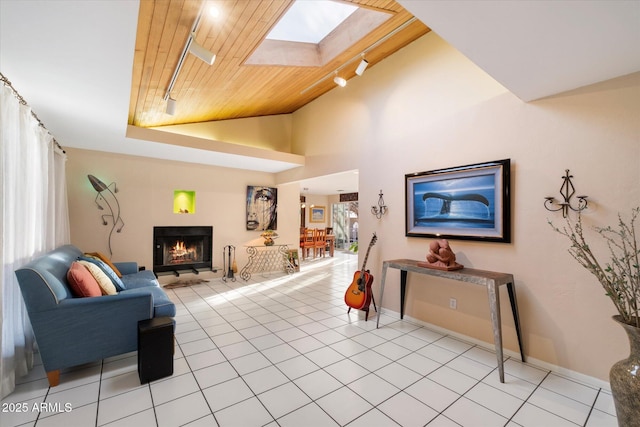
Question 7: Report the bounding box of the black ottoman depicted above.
[138,317,174,383]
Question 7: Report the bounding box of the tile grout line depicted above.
[172,280,280,425]
[8,254,616,427]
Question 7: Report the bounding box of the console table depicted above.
[375,259,525,383]
[240,244,295,281]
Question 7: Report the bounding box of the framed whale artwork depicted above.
[405,159,511,243]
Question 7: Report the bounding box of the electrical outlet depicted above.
[449,298,457,309]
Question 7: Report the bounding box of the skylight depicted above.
[266,0,358,44]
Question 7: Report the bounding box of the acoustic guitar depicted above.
[344,233,377,311]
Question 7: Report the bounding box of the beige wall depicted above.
[302,195,330,229]
[289,32,640,381]
[66,148,300,272]
[64,31,639,383]
[153,114,293,153]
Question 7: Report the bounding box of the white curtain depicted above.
[0,82,70,399]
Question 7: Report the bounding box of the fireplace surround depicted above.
[153,226,213,275]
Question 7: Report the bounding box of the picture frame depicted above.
[246,186,277,231]
[405,159,511,243]
[309,206,326,223]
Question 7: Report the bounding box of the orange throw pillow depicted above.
[85,252,122,277]
[67,262,102,297]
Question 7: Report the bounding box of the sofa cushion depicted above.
[79,256,126,291]
[77,260,118,295]
[85,252,122,277]
[119,286,176,318]
[120,270,160,290]
[67,262,102,297]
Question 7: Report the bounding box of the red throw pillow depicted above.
[67,262,102,297]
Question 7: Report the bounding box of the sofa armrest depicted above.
[36,292,154,329]
[54,291,153,314]
[29,292,155,372]
[114,262,138,275]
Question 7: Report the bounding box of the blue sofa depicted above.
[15,245,175,386]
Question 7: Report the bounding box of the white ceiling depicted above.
[398,0,640,102]
[1,0,638,193]
[298,170,360,196]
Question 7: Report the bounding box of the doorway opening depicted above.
[332,202,358,250]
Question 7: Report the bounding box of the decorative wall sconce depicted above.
[543,169,588,218]
[88,175,124,257]
[371,190,388,219]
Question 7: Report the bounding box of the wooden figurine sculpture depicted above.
[419,239,464,271]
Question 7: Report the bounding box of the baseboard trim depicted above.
[377,309,611,392]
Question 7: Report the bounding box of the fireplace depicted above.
[153,226,213,275]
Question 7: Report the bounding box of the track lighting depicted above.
[166,98,176,115]
[355,58,369,76]
[333,73,347,87]
[162,4,216,117]
[301,17,417,95]
[189,33,216,65]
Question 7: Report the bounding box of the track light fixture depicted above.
[189,33,216,65]
[301,17,417,95]
[163,3,216,111]
[166,98,177,115]
[355,57,369,76]
[333,72,347,87]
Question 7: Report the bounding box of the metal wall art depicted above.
[371,190,388,219]
[543,169,588,218]
[88,174,125,256]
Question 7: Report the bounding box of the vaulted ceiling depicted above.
[1,0,638,180]
[129,0,429,129]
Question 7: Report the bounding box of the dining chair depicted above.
[325,229,335,257]
[301,228,315,260]
[314,228,327,258]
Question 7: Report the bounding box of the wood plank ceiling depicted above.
[129,0,429,128]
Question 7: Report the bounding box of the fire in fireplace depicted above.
[153,226,212,275]
[167,240,199,265]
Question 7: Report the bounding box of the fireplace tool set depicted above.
[222,245,237,282]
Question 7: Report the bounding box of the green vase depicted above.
[609,315,640,427]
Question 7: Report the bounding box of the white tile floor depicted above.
[2,251,618,427]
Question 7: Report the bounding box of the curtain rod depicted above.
[0,72,66,153]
